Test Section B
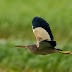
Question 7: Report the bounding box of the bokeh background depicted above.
[0,0,72,72]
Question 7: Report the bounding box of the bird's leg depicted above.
[55,48,72,54]
[58,51,72,54]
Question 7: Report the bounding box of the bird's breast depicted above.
[27,46,57,55]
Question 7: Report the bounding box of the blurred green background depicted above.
[0,0,72,72]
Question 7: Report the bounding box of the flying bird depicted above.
[15,17,72,55]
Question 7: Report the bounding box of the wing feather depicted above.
[32,17,54,42]
[39,40,56,49]
[33,27,51,41]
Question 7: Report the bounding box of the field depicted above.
[0,0,72,72]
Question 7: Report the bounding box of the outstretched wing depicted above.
[32,17,54,42]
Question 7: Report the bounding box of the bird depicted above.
[15,17,72,55]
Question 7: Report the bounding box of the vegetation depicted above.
[0,41,72,72]
[0,0,72,41]
[0,0,72,72]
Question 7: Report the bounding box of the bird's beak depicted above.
[15,46,27,48]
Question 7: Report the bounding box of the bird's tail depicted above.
[15,45,28,48]
[56,49,72,54]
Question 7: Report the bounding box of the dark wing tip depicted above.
[32,16,54,40]
[32,16,48,29]
[43,40,57,47]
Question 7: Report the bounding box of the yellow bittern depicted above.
[15,17,72,55]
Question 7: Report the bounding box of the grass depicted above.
[0,41,72,72]
[0,0,72,72]
[0,0,72,41]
